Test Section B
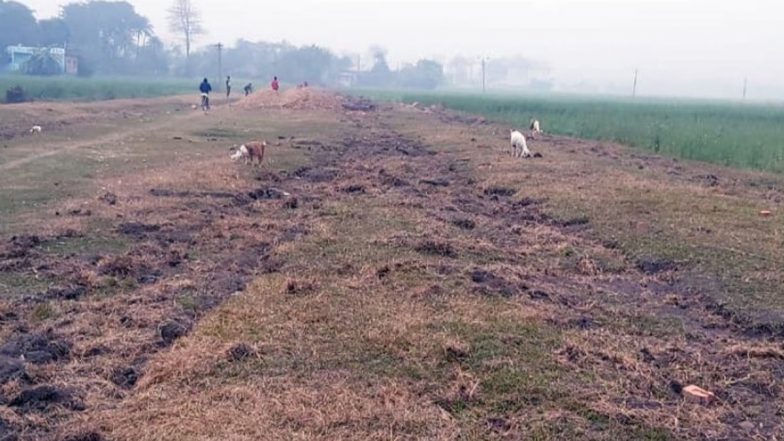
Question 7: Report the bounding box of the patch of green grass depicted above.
[42,233,129,257]
[0,272,55,298]
[0,75,194,103]
[192,127,245,139]
[31,302,57,322]
[363,90,784,174]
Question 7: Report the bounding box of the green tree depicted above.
[39,18,70,47]
[62,1,152,73]
[399,59,445,89]
[0,1,38,52]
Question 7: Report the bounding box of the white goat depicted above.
[529,119,541,139]
[510,130,531,158]
[29,125,42,134]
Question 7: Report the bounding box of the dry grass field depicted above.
[0,88,782,440]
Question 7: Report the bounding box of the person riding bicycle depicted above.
[199,78,212,110]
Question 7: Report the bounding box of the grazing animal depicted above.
[230,141,267,166]
[510,130,532,158]
[529,119,541,139]
[29,125,42,134]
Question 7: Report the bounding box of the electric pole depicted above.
[632,69,638,98]
[743,77,748,100]
[481,57,487,94]
[216,43,223,92]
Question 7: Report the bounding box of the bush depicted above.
[5,85,26,103]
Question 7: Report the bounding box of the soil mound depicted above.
[237,87,345,111]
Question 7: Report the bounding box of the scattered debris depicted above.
[248,187,289,200]
[99,192,118,206]
[227,343,256,362]
[682,384,715,405]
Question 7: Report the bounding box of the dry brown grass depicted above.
[1,92,783,440]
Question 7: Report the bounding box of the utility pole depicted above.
[743,77,748,100]
[481,57,487,94]
[632,69,638,98]
[216,43,223,92]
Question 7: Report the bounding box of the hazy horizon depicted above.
[18,0,784,99]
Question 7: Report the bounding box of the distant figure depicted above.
[199,78,212,111]
[303,81,308,88]
[271,76,280,93]
[244,83,253,96]
[226,76,232,99]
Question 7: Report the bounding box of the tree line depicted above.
[0,0,445,89]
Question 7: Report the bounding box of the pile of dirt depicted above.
[237,88,345,111]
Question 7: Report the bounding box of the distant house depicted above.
[4,45,77,75]
[64,55,78,75]
[338,71,358,88]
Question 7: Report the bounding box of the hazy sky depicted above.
[21,0,784,99]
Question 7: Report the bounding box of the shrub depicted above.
[5,85,26,103]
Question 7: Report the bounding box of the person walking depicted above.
[271,76,280,93]
[199,77,212,112]
[225,76,232,102]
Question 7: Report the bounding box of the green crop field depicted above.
[0,75,196,103]
[363,90,784,174]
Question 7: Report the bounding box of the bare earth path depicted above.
[0,90,782,441]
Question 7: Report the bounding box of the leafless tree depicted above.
[167,0,204,73]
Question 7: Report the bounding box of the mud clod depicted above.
[420,179,450,187]
[470,269,522,297]
[248,187,287,200]
[528,289,550,300]
[46,285,87,300]
[636,257,677,274]
[2,235,40,258]
[0,356,28,385]
[558,216,590,227]
[0,332,70,364]
[227,343,255,361]
[451,218,476,230]
[9,385,84,412]
[117,222,160,237]
[487,417,512,432]
[61,431,105,441]
[110,366,140,389]
[376,266,391,279]
[484,186,516,197]
[285,279,316,296]
[99,192,118,205]
[416,241,457,258]
[158,320,190,346]
[342,184,366,194]
[292,167,337,183]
